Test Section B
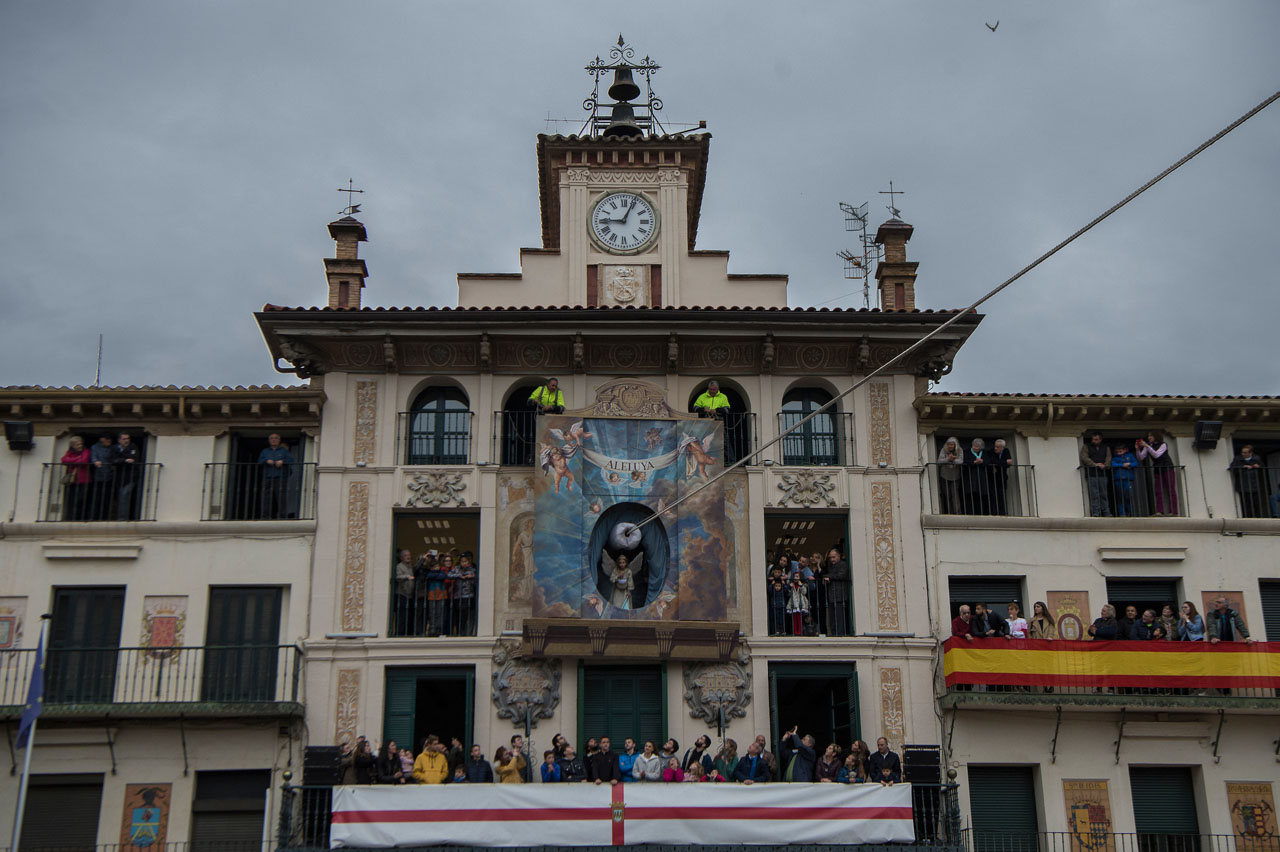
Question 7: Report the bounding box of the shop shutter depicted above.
[1259,580,1280,641]
[968,765,1038,852]
[191,770,270,852]
[1104,579,1179,602]
[20,774,104,852]
[1130,767,1198,834]
[948,577,1025,616]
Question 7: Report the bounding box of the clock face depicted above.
[589,191,659,254]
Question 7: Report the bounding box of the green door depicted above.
[968,765,1038,852]
[767,662,860,756]
[578,664,665,749]
[383,666,474,753]
[1130,767,1200,852]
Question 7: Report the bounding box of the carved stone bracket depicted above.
[492,640,561,729]
[683,658,752,727]
[776,470,837,508]
[655,626,676,659]
[405,471,467,508]
[587,625,609,655]
[569,377,694,419]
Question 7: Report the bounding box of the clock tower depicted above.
[457,37,788,310]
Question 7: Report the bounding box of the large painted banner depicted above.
[330,782,915,848]
[944,638,1280,689]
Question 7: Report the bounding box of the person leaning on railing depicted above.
[693,380,730,419]
[527,378,566,414]
[59,435,92,521]
[1178,601,1205,641]
[936,437,964,514]
[1087,604,1119,640]
[1028,602,1057,639]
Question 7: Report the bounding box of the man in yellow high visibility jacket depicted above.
[693,380,730,419]
[528,378,566,414]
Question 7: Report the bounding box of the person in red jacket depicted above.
[951,604,974,642]
[60,436,93,521]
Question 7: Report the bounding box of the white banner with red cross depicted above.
[329,782,915,847]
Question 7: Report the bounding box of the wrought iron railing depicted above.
[925,462,1038,517]
[397,410,474,466]
[0,644,302,709]
[721,411,757,466]
[774,411,854,466]
[494,408,537,466]
[202,462,317,520]
[388,580,478,638]
[764,574,855,637]
[962,831,1274,852]
[1079,464,1188,518]
[38,461,163,521]
[1228,465,1280,519]
[942,637,1280,700]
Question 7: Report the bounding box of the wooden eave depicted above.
[1,386,325,429]
[915,394,1280,431]
[520,618,741,661]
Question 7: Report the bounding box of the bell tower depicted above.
[874,217,918,311]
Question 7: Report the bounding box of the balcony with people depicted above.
[926,435,1037,517]
[42,429,162,521]
[1078,430,1188,518]
[202,431,317,520]
[1228,440,1280,519]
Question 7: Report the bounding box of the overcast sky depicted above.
[2,2,1277,395]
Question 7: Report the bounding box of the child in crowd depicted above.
[450,765,468,783]
[1110,442,1139,517]
[541,750,562,783]
[662,757,684,783]
[1006,601,1028,639]
[684,763,706,782]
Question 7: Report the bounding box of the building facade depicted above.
[0,385,322,847]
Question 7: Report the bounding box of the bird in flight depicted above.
[985,21,999,31]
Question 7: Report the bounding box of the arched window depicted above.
[779,388,842,466]
[687,384,753,466]
[500,383,541,466]
[406,387,471,465]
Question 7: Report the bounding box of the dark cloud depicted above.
[2,2,1277,395]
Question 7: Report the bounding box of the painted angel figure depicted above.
[538,442,576,493]
[549,421,593,447]
[602,550,642,610]
[679,433,717,480]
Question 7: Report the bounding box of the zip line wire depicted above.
[633,89,1280,531]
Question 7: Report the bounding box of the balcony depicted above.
[388,591,477,638]
[766,576,855,637]
[940,637,1280,710]
[397,410,474,465]
[493,408,536,466]
[202,462,318,520]
[775,411,854,466]
[1078,465,1187,518]
[924,463,1038,517]
[964,832,1272,852]
[38,461,163,521]
[0,644,303,720]
[1229,466,1279,518]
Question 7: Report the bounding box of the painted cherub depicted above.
[549,420,593,447]
[539,443,575,493]
[680,433,717,480]
[644,427,664,450]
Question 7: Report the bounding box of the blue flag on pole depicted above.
[15,629,46,749]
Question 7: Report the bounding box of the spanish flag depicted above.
[943,638,1280,689]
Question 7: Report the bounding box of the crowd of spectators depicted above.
[1080,430,1181,518]
[391,548,478,637]
[764,547,852,637]
[951,597,1252,645]
[58,432,145,521]
[338,730,904,787]
[936,437,1015,516]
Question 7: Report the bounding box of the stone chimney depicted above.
[873,218,918,311]
[325,216,369,309]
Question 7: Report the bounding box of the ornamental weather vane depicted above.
[580,34,666,138]
[337,178,364,217]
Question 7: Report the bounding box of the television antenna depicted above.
[836,201,882,308]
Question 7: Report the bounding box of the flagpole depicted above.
[11,614,51,852]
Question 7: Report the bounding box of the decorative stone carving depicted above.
[586,341,663,372]
[566,167,591,183]
[870,482,900,630]
[776,471,837,508]
[335,668,361,748]
[353,381,377,466]
[602,265,648,307]
[774,341,853,373]
[491,640,561,728]
[868,381,892,466]
[383,336,397,371]
[576,378,693,419]
[679,341,759,372]
[683,658,752,727]
[761,334,774,373]
[492,340,571,372]
[400,341,480,370]
[657,167,683,183]
[879,667,905,747]
[278,337,325,377]
[341,342,380,369]
[341,482,370,631]
[667,334,679,371]
[405,471,467,508]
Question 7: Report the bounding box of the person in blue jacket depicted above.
[1110,442,1139,517]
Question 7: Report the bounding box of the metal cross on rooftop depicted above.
[879,180,905,219]
[337,179,364,216]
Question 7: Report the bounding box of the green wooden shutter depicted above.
[579,666,663,748]
[383,669,419,750]
[1130,767,1199,835]
[968,765,1038,852]
[1259,580,1280,641]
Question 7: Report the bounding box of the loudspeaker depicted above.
[902,743,941,784]
[303,745,344,786]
